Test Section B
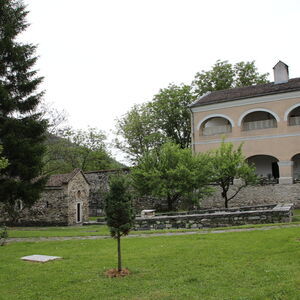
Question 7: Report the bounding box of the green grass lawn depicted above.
[293,209,300,222]
[1,227,300,299]
[7,225,110,238]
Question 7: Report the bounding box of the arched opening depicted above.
[292,153,300,181]
[242,111,277,131]
[247,155,279,182]
[76,202,82,223]
[288,106,300,126]
[15,200,23,211]
[201,117,232,136]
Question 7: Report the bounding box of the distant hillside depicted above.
[43,133,125,175]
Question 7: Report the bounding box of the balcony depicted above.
[242,119,277,131]
[202,125,232,136]
[289,116,300,126]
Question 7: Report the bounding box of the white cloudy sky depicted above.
[21,0,300,159]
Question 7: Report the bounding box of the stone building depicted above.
[3,169,90,225]
[189,61,300,208]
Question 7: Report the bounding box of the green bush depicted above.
[0,226,8,246]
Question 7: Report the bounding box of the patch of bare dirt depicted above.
[105,268,130,278]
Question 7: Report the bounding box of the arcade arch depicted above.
[247,155,279,180]
[240,110,278,131]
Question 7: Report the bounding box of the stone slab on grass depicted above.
[21,255,62,263]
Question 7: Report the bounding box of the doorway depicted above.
[76,203,82,223]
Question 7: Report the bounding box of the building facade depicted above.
[190,61,300,185]
[1,169,90,226]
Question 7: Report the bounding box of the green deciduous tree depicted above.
[104,175,135,272]
[131,142,212,211]
[209,141,258,208]
[0,0,47,221]
[193,60,269,96]
[151,84,196,149]
[116,84,196,161]
[115,103,166,162]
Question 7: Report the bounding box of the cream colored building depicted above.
[190,61,300,184]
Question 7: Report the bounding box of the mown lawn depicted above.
[293,209,300,222]
[1,227,300,299]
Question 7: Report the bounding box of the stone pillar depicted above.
[278,161,294,184]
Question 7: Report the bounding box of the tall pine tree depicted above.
[0,0,47,221]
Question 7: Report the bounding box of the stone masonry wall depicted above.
[84,169,129,216]
[13,188,68,226]
[67,172,90,225]
[134,204,293,230]
[202,183,300,209]
[84,169,168,215]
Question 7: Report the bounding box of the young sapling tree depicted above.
[209,141,257,208]
[104,175,135,274]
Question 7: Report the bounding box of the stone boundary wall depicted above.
[202,183,300,209]
[134,204,293,230]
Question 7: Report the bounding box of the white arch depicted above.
[196,114,235,131]
[284,103,300,121]
[238,108,280,127]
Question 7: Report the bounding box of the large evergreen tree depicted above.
[0,0,47,221]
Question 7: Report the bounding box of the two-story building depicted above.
[189,61,300,185]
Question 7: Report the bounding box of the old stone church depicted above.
[1,169,90,226]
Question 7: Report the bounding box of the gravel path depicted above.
[6,223,300,244]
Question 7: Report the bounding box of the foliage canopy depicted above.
[209,141,258,208]
[131,142,212,211]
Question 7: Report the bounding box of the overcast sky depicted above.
[21,0,300,160]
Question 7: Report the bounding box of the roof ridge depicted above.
[190,77,300,108]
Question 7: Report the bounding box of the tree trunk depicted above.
[221,188,229,208]
[117,232,122,272]
[225,198,229,208]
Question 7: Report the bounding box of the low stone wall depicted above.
[134,204,294,230]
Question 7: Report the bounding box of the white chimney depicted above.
[273,61,289,84]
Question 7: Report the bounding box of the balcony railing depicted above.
[242,119,277,131]
[289,116,300,126]
[202,125,232,136]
